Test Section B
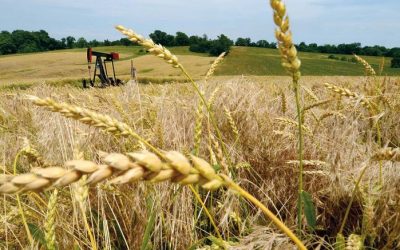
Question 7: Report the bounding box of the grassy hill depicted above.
[216,46,400,76]
[0,45,399,86]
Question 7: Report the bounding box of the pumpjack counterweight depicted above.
[83,48,124,88]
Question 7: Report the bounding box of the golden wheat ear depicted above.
[115,25,180,68]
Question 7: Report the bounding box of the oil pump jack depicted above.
[83,48,124,88]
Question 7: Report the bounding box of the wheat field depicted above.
[1,1,400,249]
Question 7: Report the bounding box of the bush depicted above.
[328,55,339,60]
[391,55,400,68]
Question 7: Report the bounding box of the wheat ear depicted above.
[279,90,287,114]
[372,148,400,161]
[194,99,204,155]
[0,150,305,249]
[354,54,376,76]
[323,83,375,110]
[270,0,301,80]
[224,106,239,140]
[205,52,226,82]
[115,25,180,68]
[346,234,363,250]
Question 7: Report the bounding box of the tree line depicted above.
[1,29,399,67]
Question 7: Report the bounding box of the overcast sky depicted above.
[1,0,399,47]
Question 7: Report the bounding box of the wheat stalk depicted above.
[205,52,226,82]
[270,0,305,230]
[303,98,334,112]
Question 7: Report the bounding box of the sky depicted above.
[0,0,399,47]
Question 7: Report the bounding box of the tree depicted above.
[175,31,190,46]
[66,36,75,49]
[256,40,270,48]
[391,52,400,68]
[88,39,100,47]
[0,31,16,55]
[75,37,88,48]
[209,34,233,56]
[149,30,175,46]
[235,37,251,46]
[120,38,132,46]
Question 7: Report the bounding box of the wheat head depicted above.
[0,151,225,194]
[115,25,180,68]
[205,52,226,82]
[270,0,301,80]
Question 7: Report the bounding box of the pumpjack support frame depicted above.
[83,48,124,88]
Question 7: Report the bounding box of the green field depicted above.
[216,46,400,76]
